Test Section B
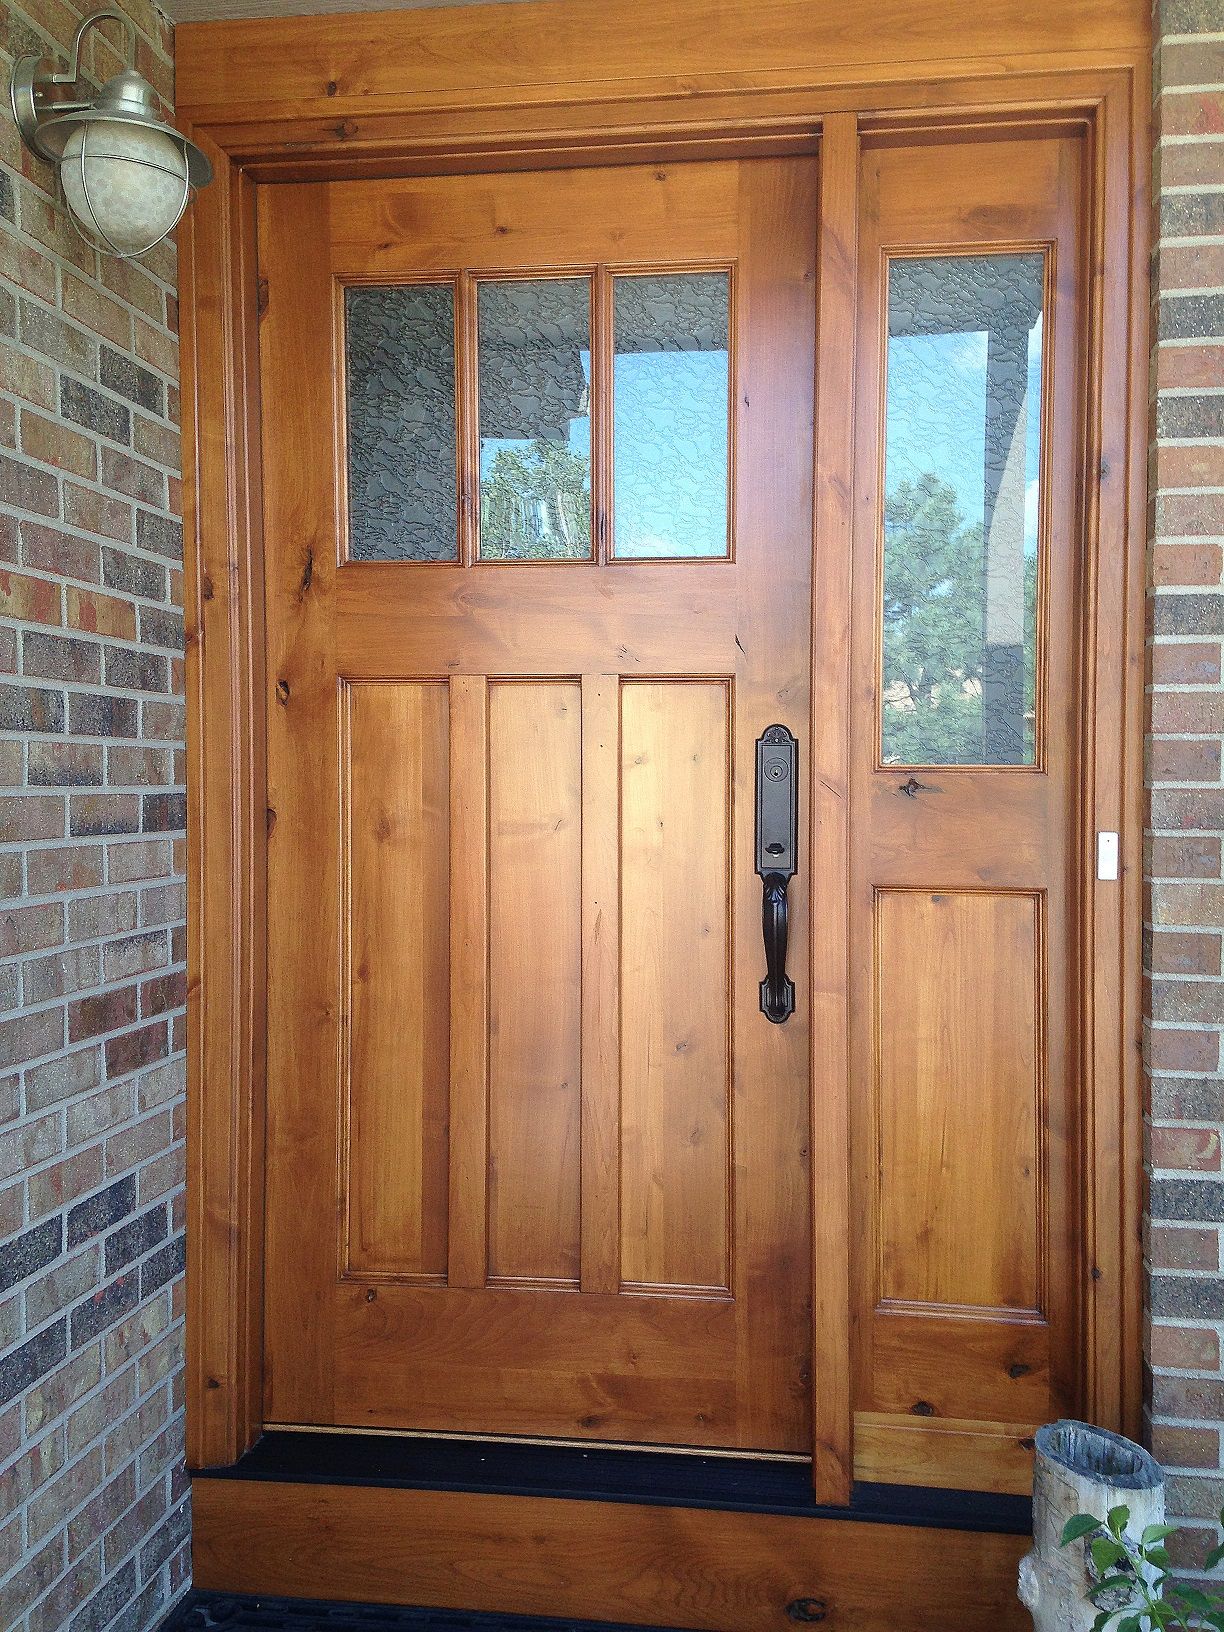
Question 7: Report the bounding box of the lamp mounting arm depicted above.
[10,9,140,161]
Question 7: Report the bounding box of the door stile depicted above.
[810,111,859,1504]
[579,673,622,1296]
[447,673,490,1289]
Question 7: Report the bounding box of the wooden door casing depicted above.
[849,132,1088,1493]
[258,159,817,1451]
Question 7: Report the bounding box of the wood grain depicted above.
[192,1474,1032,1632]
[580,673,622,1295]
[176,0,1148,131]
[181,130,267,1469]
[849,134,1086,1488]
[875,890,1042,1315]
[487,681,583,1286]
[620,680,731,1295]
[255,158,816,1451]
[809,108,858,1505]
[344,682,450,1279]
[447,674,489,1291]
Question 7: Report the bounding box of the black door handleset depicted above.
[755,724,798,1023]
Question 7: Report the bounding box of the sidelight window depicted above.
[880,251,1046,767]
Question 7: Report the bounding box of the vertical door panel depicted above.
[487,681,583,1286]
[875,888,1041,1315]
[344,681,451,1279]
[620,680,732,1296]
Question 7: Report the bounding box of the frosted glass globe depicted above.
[60,120,188,256]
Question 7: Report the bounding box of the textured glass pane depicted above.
[345,284,458,563]
[478,279,592,561]
[882,253,1045,766]
[613,273,730,559]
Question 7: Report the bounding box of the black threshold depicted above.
[193,1429,1031,1535]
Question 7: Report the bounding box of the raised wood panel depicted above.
[487,681,583,1287]
[869,1308,1049,1423]
[853,1414,1036,1496]
[343,681,450,1280]
[874,889,1042,1316]
[332,1281,739,1440]
[192,1474,1032,1632]
[620,680,731,1296]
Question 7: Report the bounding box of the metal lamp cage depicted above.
[58,112,198,260]
[9,9,212,263]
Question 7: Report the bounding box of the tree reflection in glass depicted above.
[882,253,1045,766]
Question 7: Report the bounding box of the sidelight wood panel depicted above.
[620,681,732,1297]
[875,889,1042,1316]
[487,681,583,1287]
[343,681,450,1280]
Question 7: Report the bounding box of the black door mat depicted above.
[162,1593,687,1632]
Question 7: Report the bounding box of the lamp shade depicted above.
[60,119,188,256]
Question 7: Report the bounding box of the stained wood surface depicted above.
[848,133,1086,1490]
[175,0,1148,135]
[258,157,816,1450]
[192,1474,1032,1632]
[343,681,450,1279]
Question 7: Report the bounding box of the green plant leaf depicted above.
[1205,1542,1224,1571]
[1063,1513,1104,1545]
[1141,1525,1180,1546]
[1108,1506,1132,1539]
[1092,1536,1129,1575]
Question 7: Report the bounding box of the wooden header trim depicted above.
[176,0,1148,131]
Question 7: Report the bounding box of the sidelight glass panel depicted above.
[478,278,592,561]
[613,272,730,559]
[881,252,1045,766]
[344,283,458,563]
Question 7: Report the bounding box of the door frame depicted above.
[178,0,1150,1511]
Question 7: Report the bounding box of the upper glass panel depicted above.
[477,278,593,561]
[881,253,1045,767]
[613,273,731,560]
[344,283,458,563]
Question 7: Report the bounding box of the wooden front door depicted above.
[257,159,817,1451]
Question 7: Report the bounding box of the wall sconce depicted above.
[9,8,212,260]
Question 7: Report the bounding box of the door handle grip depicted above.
[759,872,795,1023]
[755,724,798,1025]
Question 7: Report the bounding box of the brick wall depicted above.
[0,1,188,1629]
[1146,0,1224,1571]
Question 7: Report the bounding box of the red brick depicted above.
[1150,835,1222,880]
[1151,1125,1223,1173]
[1162,90,1224,138]
[19,410,97,482]
[1153,1423,1221,1469]
[1152,544,1223,588]
[1150,1224,1220,1272]
[1149,1027,1222,1073]
[1150,930,1223,976]
[1149,738,1222,782]
[1155,442,1224,492]
[0,569,60,626]
[65,587,137,641]
[1150,642,1222,686]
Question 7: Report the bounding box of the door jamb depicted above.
[179,28,1149,1506]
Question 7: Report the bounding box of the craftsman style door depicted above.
[255,130,1091,1486]
[257,159,818,1451]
